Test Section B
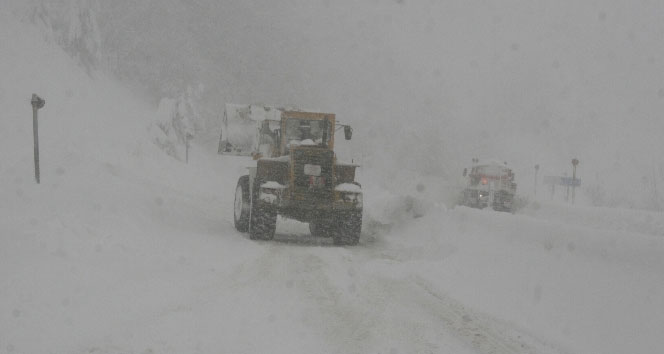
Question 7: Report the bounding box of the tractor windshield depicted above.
[285,118,329,149]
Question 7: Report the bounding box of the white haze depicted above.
[82,0,664,209]
[2,1,664,354]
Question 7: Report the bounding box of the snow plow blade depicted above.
[217,104,284,156]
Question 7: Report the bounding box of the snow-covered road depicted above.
[3,146,663,354]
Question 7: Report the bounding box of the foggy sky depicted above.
[98,0,664,207]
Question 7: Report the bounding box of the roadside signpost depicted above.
[544,160,581,203]
[572,158,579,204]
[544,176,581,186]
[31,94,45,184]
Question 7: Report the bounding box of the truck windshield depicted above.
[475,165,506,177]
[285,118,328,147]
[469,165,510,185]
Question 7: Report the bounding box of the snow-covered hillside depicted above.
[2,6,664,354]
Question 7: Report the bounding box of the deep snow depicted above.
[2,7,664,354]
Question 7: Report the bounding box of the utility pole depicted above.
[31,94,45,184]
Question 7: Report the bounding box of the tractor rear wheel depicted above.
[309,220,333,237]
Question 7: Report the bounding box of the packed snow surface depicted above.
[2,8,664,354]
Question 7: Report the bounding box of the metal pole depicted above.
[571,158,579,204]
[566,184,569,202]
[31,94,45,184]
[572,165,576,204]
[565,172,570,202]
[33,105,39,184]
[534,164,539,197]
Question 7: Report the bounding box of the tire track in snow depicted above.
[217,234,573,354]
[410,276,571,354]
[71,212,573,354]
[238,241,568,354]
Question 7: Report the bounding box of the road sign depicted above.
[561,176,581,187]
[544,176,581,187]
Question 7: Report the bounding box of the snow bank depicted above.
[0,11,243,354]
[375,204,664,354]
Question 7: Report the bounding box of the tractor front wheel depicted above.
[234,176,250,232]
[332,211,362,246]
[249,202,277,240]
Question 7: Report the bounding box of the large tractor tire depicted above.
[332,211,362,246]
[234,175,250,232]
[309,220,333,238]
[249,184,277,240]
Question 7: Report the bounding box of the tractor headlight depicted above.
[259,182,286,204]
[342,193,355,202]
[340,192,363,207]
[335,183,362,208]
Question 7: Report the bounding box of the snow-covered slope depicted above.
[2,9,664,354]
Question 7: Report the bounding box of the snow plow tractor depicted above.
[460,160,516,212]
[219,104,362,245]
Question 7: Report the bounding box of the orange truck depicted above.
[461,160,517,212]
